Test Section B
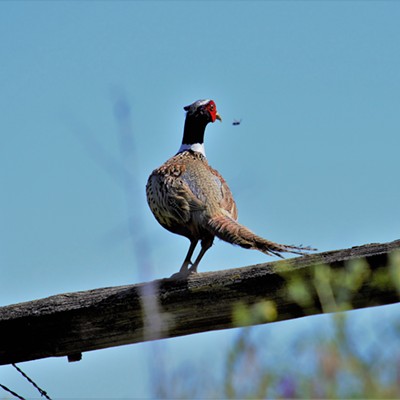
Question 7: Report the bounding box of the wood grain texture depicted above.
[1,240,399,365]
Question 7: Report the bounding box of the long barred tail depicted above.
[208,215,315,258]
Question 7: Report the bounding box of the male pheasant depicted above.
[146,99,313,277]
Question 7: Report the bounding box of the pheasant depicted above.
[146,99,314,277]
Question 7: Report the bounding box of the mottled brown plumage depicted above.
[146,99,314,277]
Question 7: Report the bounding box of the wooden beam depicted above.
[1,240,399,365]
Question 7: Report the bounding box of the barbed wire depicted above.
[11,364,52,400]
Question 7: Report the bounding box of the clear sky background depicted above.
[1,1,399,398]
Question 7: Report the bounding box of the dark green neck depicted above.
[181,116,208,145]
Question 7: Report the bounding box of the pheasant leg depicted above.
[170,239,198,279]
[188,237,214,274]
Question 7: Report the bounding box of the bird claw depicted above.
[169,271,187,280]
[169,268,197,280]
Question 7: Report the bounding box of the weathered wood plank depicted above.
[1,240,399,365]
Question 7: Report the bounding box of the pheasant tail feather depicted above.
[208,215,314,258]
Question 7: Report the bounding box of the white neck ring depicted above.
[178,143,206,157]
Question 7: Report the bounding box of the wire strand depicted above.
[0,383,26,400]
[12,364,52,400]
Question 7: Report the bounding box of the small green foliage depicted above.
[313,263,339,313]
[232,300,277,327]
[221,311,400,399]
[286,274,314,308]
[152,254,400,399]
[389,250,400,293]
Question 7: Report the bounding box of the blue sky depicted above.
[1,1,399,397]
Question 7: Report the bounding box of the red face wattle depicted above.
[205,100,222,123]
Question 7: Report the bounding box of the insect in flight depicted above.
[232,119,242,126]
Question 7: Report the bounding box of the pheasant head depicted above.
[179,99,222,156]
[183,99,222,123]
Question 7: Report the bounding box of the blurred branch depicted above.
[0,239,399,366]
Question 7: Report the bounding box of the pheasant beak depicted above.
[215,112,222,122]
